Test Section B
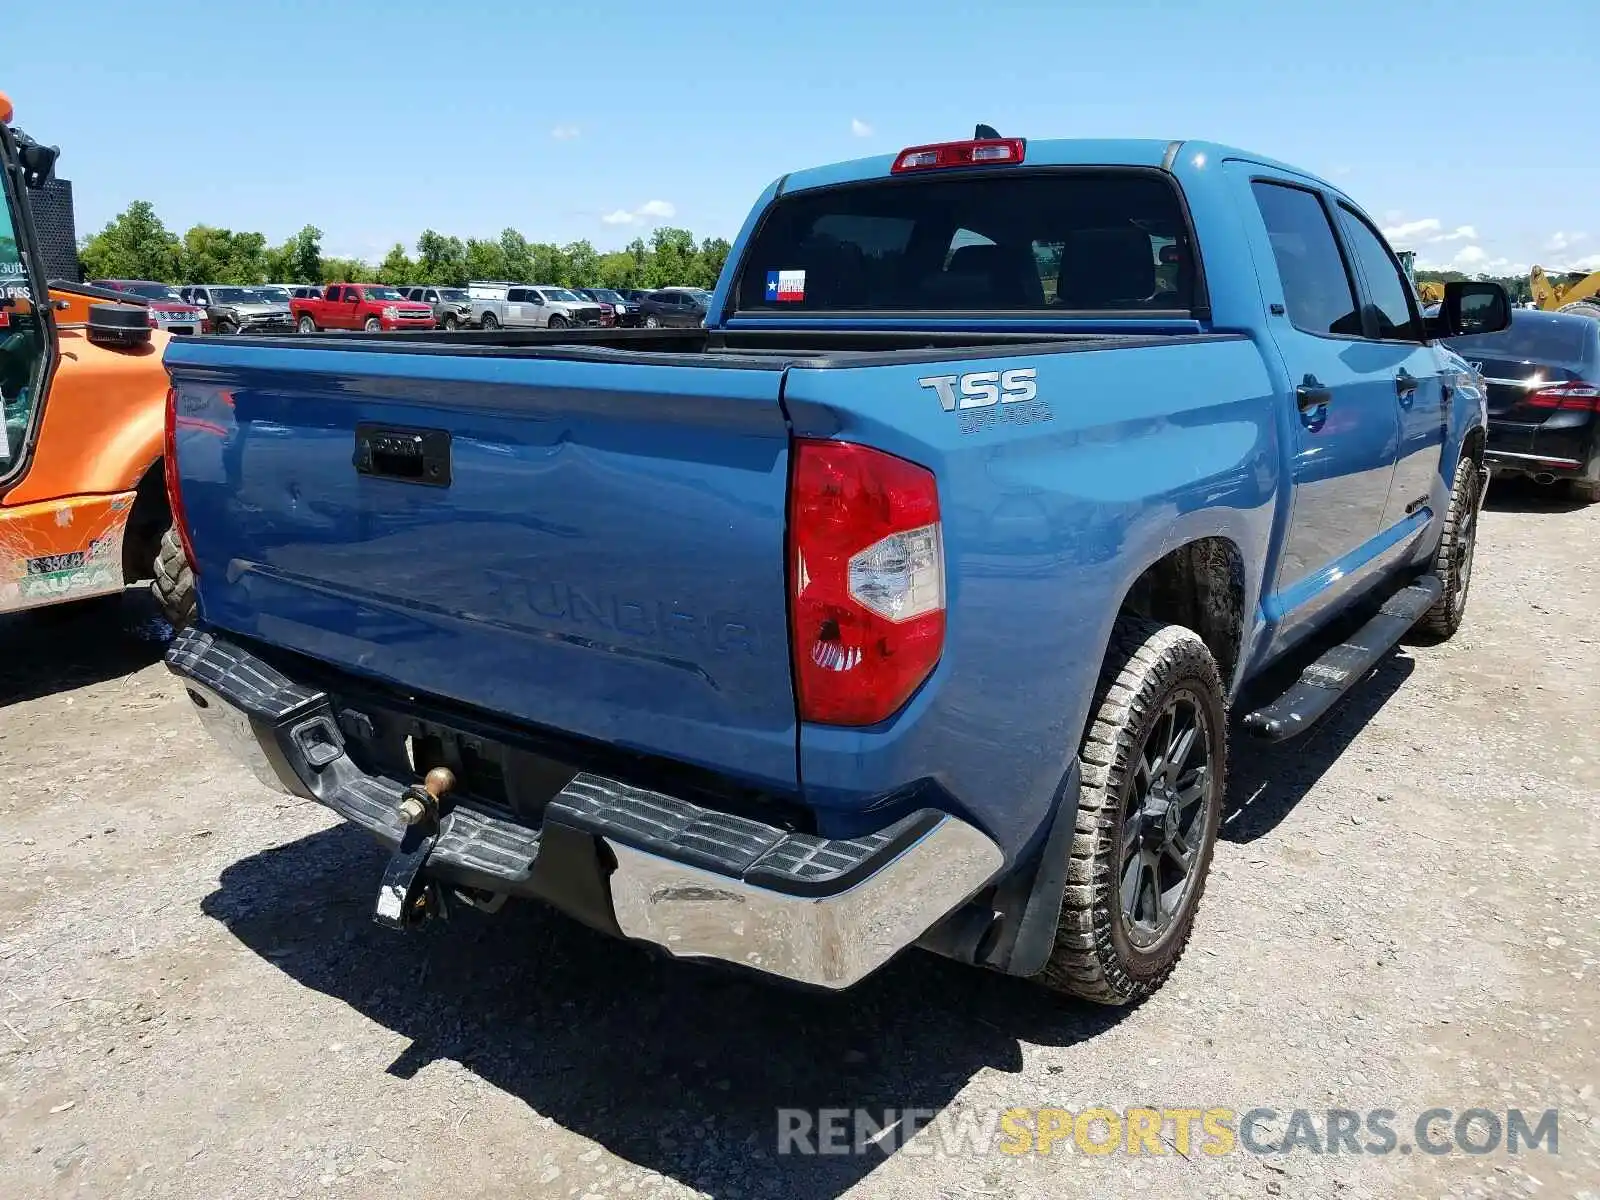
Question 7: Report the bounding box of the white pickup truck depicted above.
[467,282,604,330]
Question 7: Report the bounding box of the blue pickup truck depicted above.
[160,134,1510,1005]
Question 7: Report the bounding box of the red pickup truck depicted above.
[291,283,434,333]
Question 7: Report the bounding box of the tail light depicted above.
[1527,382,1600,411]
[891,138,1025,174]
[789,440,945,726]
[162,386,200,577]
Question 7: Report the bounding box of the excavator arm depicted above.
[1530,265,1600,312]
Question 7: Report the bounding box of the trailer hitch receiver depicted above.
[373,767,456,930]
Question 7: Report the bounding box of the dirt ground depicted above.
[2,479,1597,1200]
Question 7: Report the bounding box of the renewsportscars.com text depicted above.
[775,1106,1560,1158]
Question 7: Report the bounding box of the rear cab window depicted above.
[733,170,1198,313]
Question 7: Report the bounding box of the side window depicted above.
[0,154,51,478]
[1250,181,1361,338]
[1338,206,1421,341]
[507,288,525,302]
[326,286,342,302]
[529,291,545,305]
[425,290,438,303]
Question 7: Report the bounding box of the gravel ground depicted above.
[2,479,1597,1200]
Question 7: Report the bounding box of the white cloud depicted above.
[1432,225,1477,243]
[1571,252,1600,272]
[1547,231,1588,253]
[1453,245,1488,267]
[550,124,580,141]
[600,199,677,227]
[851,118,873,138]
[1382,217,1441,243]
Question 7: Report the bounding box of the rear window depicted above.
[734,170,1196,313]
[1448,313,1595,368]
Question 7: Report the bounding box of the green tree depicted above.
[77,201,181,282]
[464,238,507,282]
[562,240,598,287]
[320,256,372,283]
[377,243,416,285]
[287,225,323,283]
[498,228,532,282]
[646,227,697,288]
[415,230,467,285]
[697,236,732,288]
[596,250,638,289]
[527,242,568,285]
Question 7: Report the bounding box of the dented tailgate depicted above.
[164,339,799,790]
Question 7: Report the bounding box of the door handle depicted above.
[1296,375,1333,414]
[1396,369,1420,399]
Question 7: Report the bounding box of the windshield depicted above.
[210,287,259,303]
[1,132,49,479]
[364,287,407,301]
[588,289,623,303]
[438,288,469,302]
[253,286,291,302]
[541,288,583,303]
[120,281,185,302]
[1447,312,1594,369]
[734,170,1195,313]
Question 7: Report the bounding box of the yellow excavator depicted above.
[1529,266,1600,318]
[1396,250,1446,305]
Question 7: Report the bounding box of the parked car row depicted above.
[90,278,716,335]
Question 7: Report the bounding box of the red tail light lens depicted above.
[891,138,1025,174]
[789,440,945,726]
[1527,382,1600,411]
[162,386,200,577]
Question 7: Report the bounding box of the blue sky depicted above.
[8,0,1598,274]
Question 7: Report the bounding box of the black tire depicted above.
[363,316,382,333]
[1416,457,1483,640]
[644,315,660,328]
[548,314,569,329]
[151,526,196,630]
[216,319,237,335]
[1036,618,1227,1006]
[442,313,459,330]
[1566,478,1600,504]
[480,312,499,330]
[296,314,316,333]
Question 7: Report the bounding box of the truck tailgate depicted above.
[165,340,799,789]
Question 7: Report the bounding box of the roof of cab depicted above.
[777,137,1335,195]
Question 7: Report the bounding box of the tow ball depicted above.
[373,767,455,931]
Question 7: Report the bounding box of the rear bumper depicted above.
[1484,447,1597,481]
[165,628,1003,988]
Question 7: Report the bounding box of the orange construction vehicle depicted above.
[0,91,192,626]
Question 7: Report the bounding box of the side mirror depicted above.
[1429,281,1511,339]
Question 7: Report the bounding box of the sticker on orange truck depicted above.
[0,495,129,614]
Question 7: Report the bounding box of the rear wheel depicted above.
[363,316,382,333]
[1417,456,1483,640]
[152,526,196,630]
[296,315,316,333]
[480,312,499,331]
[1036,618,1226,1006]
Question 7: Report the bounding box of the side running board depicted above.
[1242,576,1443,741]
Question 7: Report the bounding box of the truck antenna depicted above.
[974,124,1001,140]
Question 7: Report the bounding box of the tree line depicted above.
[76,201,733,290]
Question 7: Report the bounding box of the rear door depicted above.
[1241,174,1401,627]
[1333,202,1445,530]
[322,285,345,326]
